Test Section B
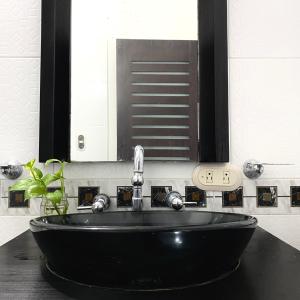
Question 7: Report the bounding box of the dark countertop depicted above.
[0,227,299,300]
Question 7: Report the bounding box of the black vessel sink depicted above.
[30,211,257,291]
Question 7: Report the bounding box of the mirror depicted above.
[70,0,199,162]
[39,0,229,164]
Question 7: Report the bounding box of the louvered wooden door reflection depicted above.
[117,39,198,161]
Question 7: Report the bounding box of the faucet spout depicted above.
[131,145,144,211]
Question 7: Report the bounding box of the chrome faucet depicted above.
[131,145,144,211]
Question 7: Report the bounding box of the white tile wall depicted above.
[0,0,40,168]
[1,0,300,246]
[0,216,38,246]
[0,0,40,57]
[229,0,300,58]
[229,59,300,177]
[254,215,300,250]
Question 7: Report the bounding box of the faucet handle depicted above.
[92,194,110,213]
[0,161,23,179]
[166,191,184,210]
[183,202,198,206]
[77,194,110,213]
[166,191,198,210]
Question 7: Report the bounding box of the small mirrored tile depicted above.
[257,186,278,207]
[9,191,29,208]
[78,186,99,207]
[291,186,300,207]
[223,187,243,207]
[151,186,172,207]
[185,186,206,207]
[117,186,133,207]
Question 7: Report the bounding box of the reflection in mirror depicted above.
[71,0,198,162]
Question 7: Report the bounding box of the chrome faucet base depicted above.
[131,145,144,211]
[132,186,143,211]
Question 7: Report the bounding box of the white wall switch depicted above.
[192,163,242,192]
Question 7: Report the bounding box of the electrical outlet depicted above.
[206,170,213,183]
[223,171,230,185]
[192,164,242,192]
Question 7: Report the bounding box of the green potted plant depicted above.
[9,159,68,216]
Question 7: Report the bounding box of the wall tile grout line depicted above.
[0,56,40,58]
[230,57,300,60]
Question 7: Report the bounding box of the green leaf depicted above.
[46,190,63,205]
[24,159,36,171]
[54,168,63,178]
[31,167,43,179]
[9,178,34,191]
[27,182,46,198]
[45,159,62,166]
[42,174,60,186]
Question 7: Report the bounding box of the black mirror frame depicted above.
[39,0,229,163]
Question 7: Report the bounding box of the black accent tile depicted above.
[257,186,278,207]
[223,187,243,207]
[9,190,29,208]
[47,187,61,193]
[78,187,99,207]
[151,186,172,207]
[117,186,133,207]
[291,186,300,207]
[185,186,206,207]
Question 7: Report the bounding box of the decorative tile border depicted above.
[78,186,99,207]
[185,186,207,207]
[9,191,28,208]
[117,186,133,207]
[151,186,172,207]
[1,178,300,215]
[257,186,278,208]
[291,186,300,207]
[222,187,243,208]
